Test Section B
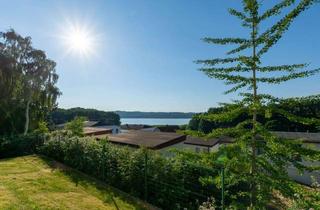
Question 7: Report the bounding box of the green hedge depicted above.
[0,134,43,158]
[38,132,220,209]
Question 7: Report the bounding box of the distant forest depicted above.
[51,108,120,125]
[188,95,320,133]
[115,111,195,119]
[50,108,195,126]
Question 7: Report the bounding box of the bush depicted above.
[0,133,44,158]
[65,117,85,137]
[39,132,220,210]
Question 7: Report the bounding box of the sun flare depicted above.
[67,29,92,53]
[60,20,99,58]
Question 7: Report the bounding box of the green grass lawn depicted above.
[0,155,154,210]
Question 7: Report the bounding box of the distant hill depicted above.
[115,111,195,119]
[51,108,120,125]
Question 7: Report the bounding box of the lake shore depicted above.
[120,118,191,125]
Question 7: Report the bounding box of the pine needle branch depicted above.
[258,64,308,72]
[203,38,250,45]
[256,68,320,84]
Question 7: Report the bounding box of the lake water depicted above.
[120,118,191,125]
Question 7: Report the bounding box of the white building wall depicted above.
[182,144,210,153]
[96,125,121,134]
[160,140,320,186]
[287,143,320,185]
[159,142,211,156]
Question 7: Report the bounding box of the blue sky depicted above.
[1,0,319,112]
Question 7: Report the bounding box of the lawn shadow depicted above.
[38,155,158,210]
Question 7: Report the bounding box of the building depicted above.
[83,127,113,136]
[93,125,121,134]
[183,132,320,186]
[183,136,235,153]
[120,124,150,130]
[55,120,100,129]
[95,130,186,150]
[56,120,121,135]
[272,131,320,185]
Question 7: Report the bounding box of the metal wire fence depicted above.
[141,151,222,210]
[1,135,226,210]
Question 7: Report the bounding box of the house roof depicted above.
[272,131,320,143]
[184,136,235,147]
[95,125,120,129]
[185,132,320,147]
[84,121,100,127]
[83,127,112,136]
[95,131,186,149]
[120,124,150,130]
[56,120,99,129]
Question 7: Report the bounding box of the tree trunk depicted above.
[23,100,31,135]
[250,17,258,209]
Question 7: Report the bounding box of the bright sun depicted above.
[60,20,98,58]
[66,28,92,54]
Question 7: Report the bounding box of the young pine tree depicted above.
[196,0,320,208]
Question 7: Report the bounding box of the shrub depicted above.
[34,121,49,134]
[0,133,44,158]
[65,116,85,137]
[39,132,220,210]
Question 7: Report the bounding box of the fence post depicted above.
[221,167,225,210]
[144,150,148,201]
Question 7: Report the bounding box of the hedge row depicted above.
[38,132,220,209]
[0,134,43,158]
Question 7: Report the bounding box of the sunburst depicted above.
[59,18,100,59]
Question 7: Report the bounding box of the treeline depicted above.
[0,30,60,135]
[115,111,195,119]
[51,107,120,126]
[189,95,320,133]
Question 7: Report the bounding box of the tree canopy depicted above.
[189,94,320,133]
[51,107,121,126]
[0,29,60,135]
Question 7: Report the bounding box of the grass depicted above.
[0,155,154,210]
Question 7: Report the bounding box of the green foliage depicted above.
[34,121,49,134]
[198,119,215,134]
[0,134,43,158]
[38,133,221,210]
[189,95,320,133]
[289,183,320,209]
[65,117,86,137]
[199,197,217,210]
[0,155,149,209]
[51,107,120,126]
[179,124,188,130]
[0,132,316,209]
[196,0,320,208]
[0,29,60,135]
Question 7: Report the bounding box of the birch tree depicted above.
[0,30,60,134]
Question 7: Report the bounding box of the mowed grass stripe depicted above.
[0,155,152,210]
